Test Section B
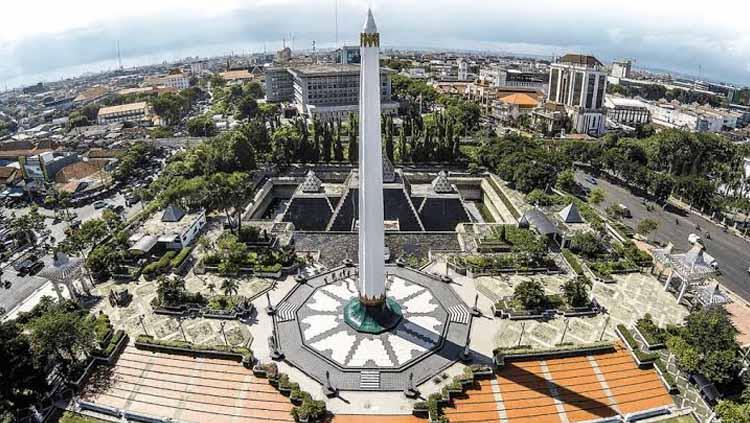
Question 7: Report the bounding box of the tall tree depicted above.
[398,127,407,163]
[0,321,49,421]
[348,113,358,164]
[334,120,344,162]
[322,122,333,162]
[384,115,395,162]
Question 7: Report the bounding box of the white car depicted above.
[688,233,701,245]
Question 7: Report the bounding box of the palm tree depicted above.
[221,278,239,297]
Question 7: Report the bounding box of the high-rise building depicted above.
[337,45,361,64]
[457,59,469,80]
[610,59,632,79]
[547,54,607,136]
[265,64,398,121]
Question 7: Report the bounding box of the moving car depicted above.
[93,200,108,209]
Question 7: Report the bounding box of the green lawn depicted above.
[59,412,109,423]
[654,415,697,423]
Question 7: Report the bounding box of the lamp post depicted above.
[177,316,188,343]
[138,314,148,336]
[518,322,526,346]
[559,318,570,345]
[599,315,610,341]
[219,321,228,346]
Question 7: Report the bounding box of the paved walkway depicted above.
[443,348,673,423]
[82,344,295,423]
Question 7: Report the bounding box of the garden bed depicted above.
[654,359,679,393]
[152,296,254,321]
[493,341,615,365]
[134,334,253,364]
[616,325,659,368]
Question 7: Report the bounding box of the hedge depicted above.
[135,334,252,361]
[494,341,613,358]
[562,249,583,274]
[94,330,126,357]
[143,250,177,275]
[618,324,659,364]
[170,247,192,269]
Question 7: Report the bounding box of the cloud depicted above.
[1,0,749,86]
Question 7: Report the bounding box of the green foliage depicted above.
[561,249,583,274]
[170,247,192,269]
[561,276,592,308]
[154,275,205,307]
[527,189,562,207]
[608,83,726,107]
[636,314,667,345]
[556,169,577,192]
[135,334,252,358]
[0,320,49,420]
[150,92,188,125]
[26,304,96,380]
[588,187,605,205]
[664,308,742,383]
[143,250,177,276]
[477,135,570,193]
[149,126,173,139]
[714,400,750,423]
[513,280,547,310]
[92,313,112,344]
[59,412,110,423]
[207,295,243,311]
[186,115,217,137]
[569,231,606,259]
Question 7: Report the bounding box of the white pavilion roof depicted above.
[653,243,717,283]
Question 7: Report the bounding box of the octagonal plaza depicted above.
[274,264,473,391]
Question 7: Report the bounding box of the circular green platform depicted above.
[343,297,403,334]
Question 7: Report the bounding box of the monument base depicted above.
[343,297,402,334]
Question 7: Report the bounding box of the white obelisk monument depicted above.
[357,9,386,306]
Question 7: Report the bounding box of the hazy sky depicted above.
[1,0,749,86]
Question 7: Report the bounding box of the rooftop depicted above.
[559,54,603,68]
[98,102,148,116]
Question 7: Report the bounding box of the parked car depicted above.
[15,258,43,276]
[618,204,631,218]
[586,176,598,185]
[93,200,108,209]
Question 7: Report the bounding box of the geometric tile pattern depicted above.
[477,272,688,350]
[274,264,472,391]
[297,275,446,368]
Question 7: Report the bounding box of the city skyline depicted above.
[1,0,749,87]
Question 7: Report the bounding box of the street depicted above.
[0,191,143,314]
[575,171,750,302]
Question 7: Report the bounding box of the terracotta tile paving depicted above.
[546,355,617,422]
[497,362,561,423]
[83,345,295,423]
[332,415,423,423]
[444,380,501,422]
[445,350,674,423]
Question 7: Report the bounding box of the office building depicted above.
[457,59,469,80]
[97,102,151,125]
[604,96,650,126]
[338,45,361,64]
[547,54,608,136]
[479,67,547,90]
[610,60,632,79]
[266,64,398,121]
[265,67,294,102]
[145,71,190,90]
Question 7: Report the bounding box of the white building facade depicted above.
[547,54,608,136]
